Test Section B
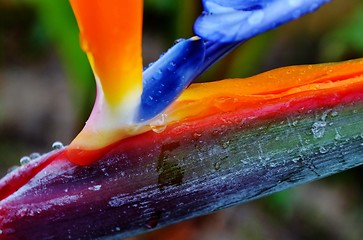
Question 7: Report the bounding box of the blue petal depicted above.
[136,37,206,122]
[195,0,330,43]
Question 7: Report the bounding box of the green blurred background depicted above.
[1,0,363,239]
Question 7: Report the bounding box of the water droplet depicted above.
[7,165,18,173]
[292,157,301,163]
[153,69,163,80]
[311,121,326,138]
[270,162,277,167]
[335,132,342,141]
[145,220,157,229]
[0,229,2,235]
[20,156,31,165]
[167,61,177,71]
[331,110,338,117]
[150,114,167,133]
[241,159,248,164]
[248,10,264,25]
[115,227,121,231]
[193,132,202,139]
[173,38,185,45]
[145,213,160,229]
[88,185,102,191]
[214,161,221,170]
[159,52,166,58]
[319,146,329,154]
[222,141,230,149]
[52,141,64,150]
[333,128,342,141]
[148,62,154,68]
[29,152,41,160]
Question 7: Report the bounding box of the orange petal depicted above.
[167,58,363,122]
[69,0,143,105]
[68,0,144,165]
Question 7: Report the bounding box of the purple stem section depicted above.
[0,102,363,239]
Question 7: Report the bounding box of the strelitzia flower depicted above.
[1,0,363,239]
[66,0,331,165]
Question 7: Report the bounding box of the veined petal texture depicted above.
[194,0,330,43]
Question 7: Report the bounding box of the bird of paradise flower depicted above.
[1,0,363,239]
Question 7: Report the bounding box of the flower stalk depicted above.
[1,60,363,239]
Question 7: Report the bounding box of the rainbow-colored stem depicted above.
[1,60,363,238]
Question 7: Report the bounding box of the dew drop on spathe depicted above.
[173,38,185,45]
[88,185,102,191]
[29,152,41,160]
[167,61,177,72]
[147,62,154,68]
[150,113,167,133]
[335,131,342,141]
[145,212,160,229]
[319,146,329,154]
[331,110,338,117]
[214,161,221,170]
[311,121,326,138]
[145,221,157,229]
[20,156,31,165]
[153,69,163,80]
[52,141,64,150]
[193,132,202,139]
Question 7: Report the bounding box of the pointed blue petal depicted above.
[195,0,330,43]
[136,37,206,122]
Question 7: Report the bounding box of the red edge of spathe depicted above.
[0,150,66,202]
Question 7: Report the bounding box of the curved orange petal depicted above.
[166,58,363,122]
[69,0,143,105]
[68,0,144,165]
